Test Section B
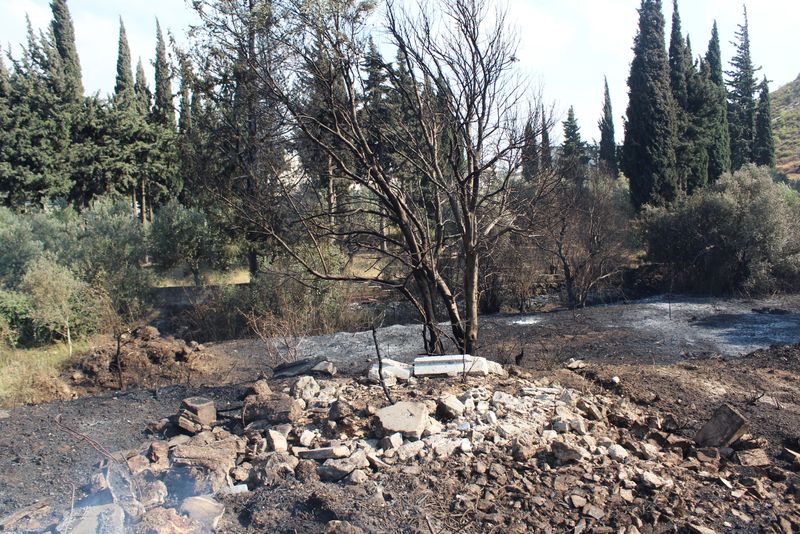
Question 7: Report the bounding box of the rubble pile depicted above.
[56,363,800,533]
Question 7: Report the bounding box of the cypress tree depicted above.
[668,0,688,110]
[704,21,731,181]
[49,0,82,100]
[134,59,151,114]
[114,19,134,102]
[540,104,552,170]
[598,77,617,176]
[621,0,678,209]
[753,76,775,167]
[559,106,587,182]
[521,114,539,181]
[726,6,759,170]
[178,55,193,135]
[153,21,175,128]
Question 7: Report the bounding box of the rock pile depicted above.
[59,368,800,533]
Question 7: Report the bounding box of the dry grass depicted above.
[0,339,95,407]
[153,267,251,288]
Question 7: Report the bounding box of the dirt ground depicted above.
[1,294,799,531]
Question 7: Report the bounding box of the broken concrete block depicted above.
[413,354,490,377]
[368,359,412,383]
[180,496,225,531]
[181,397,217,426]
[297,446,350,460]
[694,404,749,447]
[375,401,429,440]
[436,395,465,420]
[290,376,320,401]
[736,448,771,467]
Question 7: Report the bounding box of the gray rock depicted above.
[266,429,288,453]
[273,358,337,378]
[180,495,225,531]
[607,444,629,461]
[396,440,425,461]
[436,395,465,420]
[379,433,404,451]
[291,376,320,401]
[181,397,217,426]
[243,394,304,424]
[551,441,589,462]
[375,401,429,440]
[297,446,351,460]
[318,450,370,481]
[694,404,749,447]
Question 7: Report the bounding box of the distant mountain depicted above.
[772,73,800,179]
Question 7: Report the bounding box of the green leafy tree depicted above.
[621,0,678,209]
[753,77,775,167]
[21,256,86,356]
[704,21,731,182]
[598,77,617,176]
[726,6,759,170]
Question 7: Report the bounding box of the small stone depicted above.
[736,448,770,467]
[694,404,749,448]
[380,432,404,450]
[318,450,370,481]
[346,469,369,485]
[586,505,605,520]
[181,397,216,426]
[570,495,587,508]
[375,401,429,440]
[180,496,225,531]
[290,376,320,401]
[329,399,353,421]
[551,441,588,462]
[297,446,350,460]
[437,395,466,420]
[607,444,629,461]
[299,429,316,447]
[639,471,667,489]
[459,438,473,453]
[423,417,444,436]
[565,358,586,370]
[251,379,272,397]
[396,440,425,461]
[266,430,288,453]
[485,411,498,425]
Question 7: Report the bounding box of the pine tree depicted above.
[521,114,539,181]
[704,21,731,182]
[668,0,688,110]
[152,21,175,128]
[49,0,82,100]
[598,77,617,176]
[540,104,552,170]
[559,106,587,182]
[621,0,678,209]
[726,6,759,170]
[114,19,134,102]
[753,77,775,167]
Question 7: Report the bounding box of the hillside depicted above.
[773,73,800,179]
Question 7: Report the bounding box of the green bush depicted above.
[641,165,800,294]
[0,289,32,347]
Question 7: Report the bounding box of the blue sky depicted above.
[2,0,798,143]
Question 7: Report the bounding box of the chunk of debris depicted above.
[317,449,370,482]
[64,503,125,534]
[694,404,749,447]
[297,446,351,460]
[375,401,429,440]
[177,397,217,434]
[367,358,412,383]
[243,394,304,425]
[180,496,225,531]
[565,358,586,370]
[413,355,502,377]
[436,395,466,420]
[736,448,771,467]
[272,358,337,378]
[290,376,320,401]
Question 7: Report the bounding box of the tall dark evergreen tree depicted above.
[521,114,539,181]
[598,77,617,176]
[753,76,775,167]
[177,55,193,135]
[152,21,175,128]
[704,21,731,182]
[134,59,151,114]
[668,0,691,192]
[621,0,678,209]
[114,19,134,101]
[559,106,587,182]
[726,6,759,170]
[49,0,82,100]
[540,104,552,170]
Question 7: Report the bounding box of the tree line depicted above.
[0,0,790,356]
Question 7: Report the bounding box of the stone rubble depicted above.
[53,364,800,534]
